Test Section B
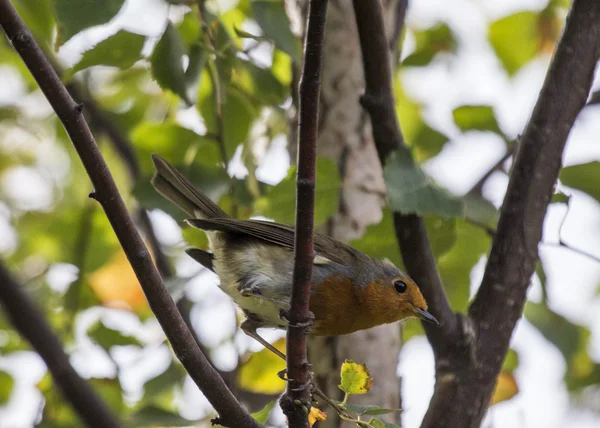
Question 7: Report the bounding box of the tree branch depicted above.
[470,0,599,366]
[0,3,259,427]
[422,1,600,426]
[282,0,328,426]
[0,260,120,428]
[352,0,460,356]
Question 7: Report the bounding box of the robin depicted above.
[151,154,437,359]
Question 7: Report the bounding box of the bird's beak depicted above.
[414,307,439,325]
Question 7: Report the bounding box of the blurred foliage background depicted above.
[0,0,599,427]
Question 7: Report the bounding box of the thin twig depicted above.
[0,260,120,428]
[466,144,516,197]
[0,4,259,427]
[542,200,600,264]
[63,25,257,405]
[544,242,600,264]
[282,0,328,426]
[352,0,458,354]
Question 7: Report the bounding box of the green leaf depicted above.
[254,157,341,227]
[128,407,195,427]
[525,302,580,362]
[536,260,548,303]
[90,378,125,415]
[87,321,141,352]
[150,22,192,105]
[54,0,125,45]
[369,418,401,428]
[463,195,499,228]
[177,11,201,46]
[0,370,14,404]
[237,60,288,105]
[560,161,600,202]
[130,121,220,175]
[502,349,519,373]
[251,0,302,63]
[551,191,570,205]
[351,210,402,268]
[524,302,600,390]
[343,404,399,416]
[234,26,265,41]
[409,124,449,161]
[489,11,541,76]
[403,23,456,67]
[425,216,457,258]
[452,105,502,134]
[384,148,465,218]
[339,360,373,395]
[238,339,286,394]
[251,400,277,424]
[438,220,491,312]
[184,44,206,88]
[12,206,118,274]
[66,31,145,79]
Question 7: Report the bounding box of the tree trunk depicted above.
[288,0,405,425]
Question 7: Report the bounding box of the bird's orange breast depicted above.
[309,273,411,336]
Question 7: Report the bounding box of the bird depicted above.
[151,154,437,359]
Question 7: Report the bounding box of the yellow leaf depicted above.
[339,360,373,395]
[491,371,519,405]
[308,407,327,427]
[238,338,286,394]
[89,251,148,312]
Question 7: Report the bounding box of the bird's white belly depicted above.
[216,265,288,329]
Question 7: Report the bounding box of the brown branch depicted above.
[282,0,328,426]
[0,3,259,427]
[422,1,600,427]
[0,260,120,427]
[352,0,460,356]
[64,33,264,407]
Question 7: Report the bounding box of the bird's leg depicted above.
[240,318,350,419]
[240,319,286,360]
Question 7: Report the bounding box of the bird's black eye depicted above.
[394,280,407,294]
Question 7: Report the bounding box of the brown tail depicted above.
[151,154,229,220]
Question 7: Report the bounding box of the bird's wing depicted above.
[186,218,364,266]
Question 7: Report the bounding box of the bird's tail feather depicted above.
[151,154,229,220]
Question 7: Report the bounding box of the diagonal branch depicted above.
[282,0,328,426]
[421,1,600,427]
[0,260,120,428]
[470,0,600,351]
[352,0,459,355]
[0,3,259,427]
